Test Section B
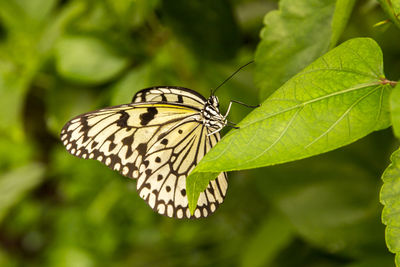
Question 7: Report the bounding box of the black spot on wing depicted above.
[132,91,146,102]
[177,95,183,103]
[116,111,129,128]
[121,135,134,146]
[106,133,115,142]
[91,141,98,149]
[125,146,133,158]
[208,186,214,195]
[137,143,147,155]
[122,134,134,158]
[140,92,146,102]
[80,117,90,132]
[109,142,117,151]
[161,139,168,145]
[139,107,158,126]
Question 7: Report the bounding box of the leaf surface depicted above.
[381,147,400,266]
[254,0,336,99]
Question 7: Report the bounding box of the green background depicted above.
[0,0,400,266]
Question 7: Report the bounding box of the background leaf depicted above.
[0,163,45,222]
[330,0,356,48]
[0,0,84,134]
[55,35,129,84]
[390,81,400,137]
[378,0,400,29]
[381,148,400,265]
[254,0,337,99]
[258,156,386,258]
[240,211,293,267]
[161,0,241,61]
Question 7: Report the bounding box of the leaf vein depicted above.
[295,67,377,79]
[345,45,381,77]
[241,107,303,165]
[242,81,381,128]
[305,85,380,148]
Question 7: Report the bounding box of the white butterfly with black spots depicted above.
[60,86,232,219]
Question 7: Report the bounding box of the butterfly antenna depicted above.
[211,60,254,95]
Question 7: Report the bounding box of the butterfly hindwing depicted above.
[136,121,227,219]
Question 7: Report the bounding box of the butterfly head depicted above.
[208,95,219,108]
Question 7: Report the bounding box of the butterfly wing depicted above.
[132,86,206,110]
[60,104,198,179]
[136,121,228,219]
[60,102,227,218]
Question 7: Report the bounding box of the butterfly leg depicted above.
[227,121,239,129]
[221,100,259,132]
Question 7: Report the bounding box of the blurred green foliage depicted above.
[0,0,399,266]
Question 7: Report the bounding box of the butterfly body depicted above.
[201,96,227,135]
[61,86,228,219]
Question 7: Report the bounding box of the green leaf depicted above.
[381,147,400,265]
[13,0,57,22]
[0,1,85,134]
[86,181,123,224]
[0,67,29,134]
[390,81,400,138]
[161,0,240,61]
[330,0,356,48]
[0,137,34,169]
[240,211,293,267]
[105,0,160,29]
[187,172,218,215]
[46,84,100,136]
[378,0,400,30]
[111,65,152,105]
[55,35,129,84]
[187,38,392,213]
[254,0,336,99]
[47,247,94,267]
[257,154,386,258]
[345,257,395,267]
[0,163,45,222]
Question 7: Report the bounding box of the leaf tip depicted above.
[186,171,220,216]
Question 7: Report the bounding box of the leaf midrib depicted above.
[240,81,381,128]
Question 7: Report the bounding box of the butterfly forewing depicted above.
[61,87,228,219]
[132,86,206,110]
[61,104,196,177]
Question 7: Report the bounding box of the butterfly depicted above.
[60,86,235,219]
